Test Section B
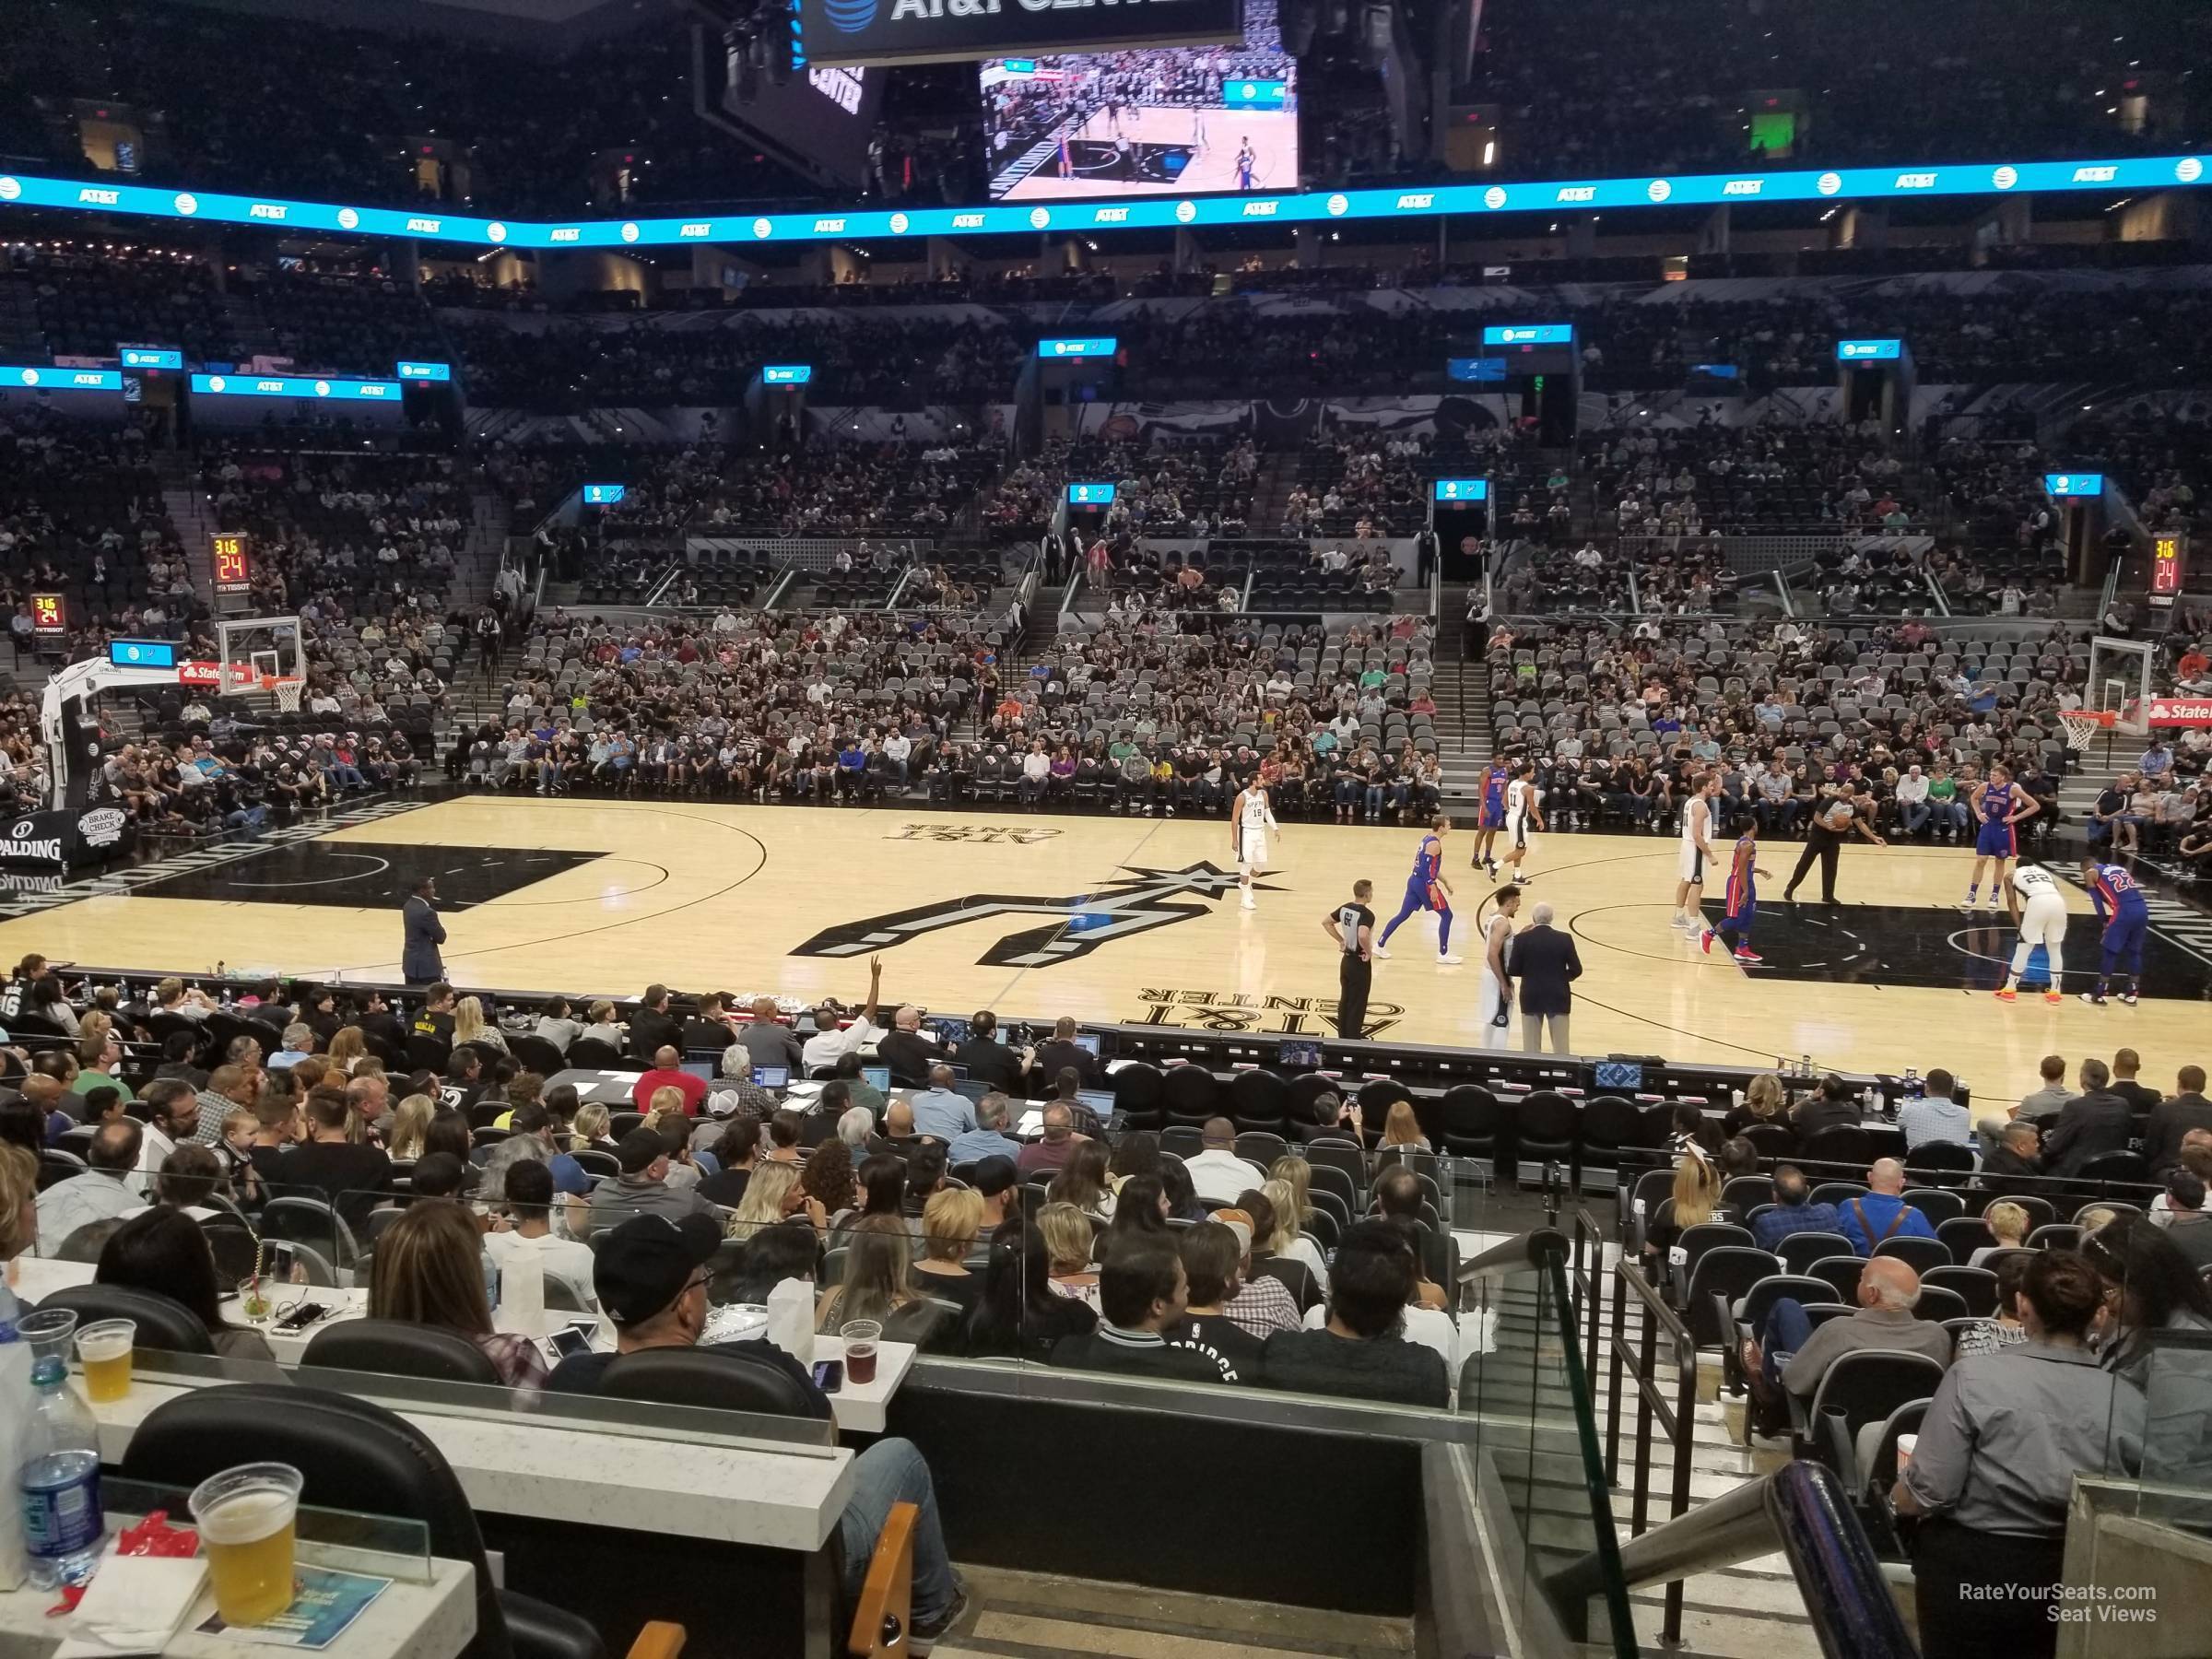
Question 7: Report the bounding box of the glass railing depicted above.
[1455,1227,1637,1656]
[27,1140,1652,1653]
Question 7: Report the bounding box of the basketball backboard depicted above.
[2084,634,2154,737]
[215,616,305,699]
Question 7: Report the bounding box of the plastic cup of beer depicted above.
[74,1319,136,1403]
[190,1463,305,1628]
[841,1320,882,1385]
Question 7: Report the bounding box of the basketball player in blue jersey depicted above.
[1374,817,1462,965]
[1701,822,1770,963]
[2079,855,2150,1006]
[1962,764,2037,912]
[1471,760,1511,876]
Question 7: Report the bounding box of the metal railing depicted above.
[1597,1254,1702,1646]
[1547,1462,1919,1659]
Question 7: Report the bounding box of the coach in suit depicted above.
[2041,1057,2136,1178]
[1507,902,1582,1054]
[401,877,446,986]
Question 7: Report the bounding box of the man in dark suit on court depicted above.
[1506,901,1582,1054]
[401,877,446,986]
[2041,1057,2136,1178]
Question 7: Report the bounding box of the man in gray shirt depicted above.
[1754,1257,1952,1398]
[733,997,804,1071]
[1900,1067,1974,1152]
[1977,1053,2071,1155]
[586,1128,720,1234]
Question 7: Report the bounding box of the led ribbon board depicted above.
[190,373,401,400]
[3,365,123,390]
[1039,337,1116,359]
[395,360,453,381]
[1066,483,1116,504]
[761,365,814,384]
[1433,479,1490,502]
[118,347,182,370]
[582,484,628,504]
[0,156,2203,248]
[1836,338,1902,361]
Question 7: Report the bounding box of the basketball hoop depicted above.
[2058,709,2115,751]
[263,674,305,713]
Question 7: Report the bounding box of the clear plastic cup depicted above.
[841,1319,882,1385]
[16,1307,78,1370]
[190,1463,305,1628]
[73,1319,135,1404]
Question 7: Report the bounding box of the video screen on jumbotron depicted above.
[982,0,1297,202]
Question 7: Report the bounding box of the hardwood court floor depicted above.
[6,796,2205,1100]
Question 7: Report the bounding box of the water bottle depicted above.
[19,1353,104,1588]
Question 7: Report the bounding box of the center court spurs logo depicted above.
[791,862,1275,969]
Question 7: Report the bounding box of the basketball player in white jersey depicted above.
[1673,772,1723,932]
[1993,860,2068,1005]
[1230,779,1279,911]
[1500,762,1541,886]
[1477,886,1522,1048]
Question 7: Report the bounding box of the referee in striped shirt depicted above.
[1324,879,1377,1040]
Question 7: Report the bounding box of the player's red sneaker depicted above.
[2043,991,2064,1005]
[1731,947,1762,963]
[1994,987,2018,1002]
[1700,929,1715,954]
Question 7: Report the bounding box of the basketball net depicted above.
[264,675,305,713]
[2058,709,2114,751]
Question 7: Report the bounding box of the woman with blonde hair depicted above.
[452,997,509,1054]
[384,1093,437,1162]
[324,1026,369,1076]
[0,1143,35,1324]
[1038,1202,1101,1310]
[1379,1100,1431,1152]
[368,1200,547,1389]
[731,1162,814,1237]
[1267,1155,1314,1229]
[1642,1149,1723,1270]
[911,1188,984,1311]
[1724,1073,1787,1135]
[1259,1176,1330,1287]
[1968,1200,2032,1267]
[570,1102,615,1153]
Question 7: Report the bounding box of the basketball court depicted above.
[5,796,2206,1100]
[1003,103,1298,200]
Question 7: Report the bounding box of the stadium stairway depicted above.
[1476,1241,1829,1659]
[1430,592,1491,814]
[157,453,215,592]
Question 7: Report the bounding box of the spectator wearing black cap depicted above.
[586,1127,720,1233]
[1256,1220,1451,1406]
[550,1214,970,1646]
[970,1158,1018,1232]
[1048,1235,1241,1383]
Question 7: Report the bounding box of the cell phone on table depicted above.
[548,1322,596,1360]
[811,1359,844,1394]
[276,1301,329,1330]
